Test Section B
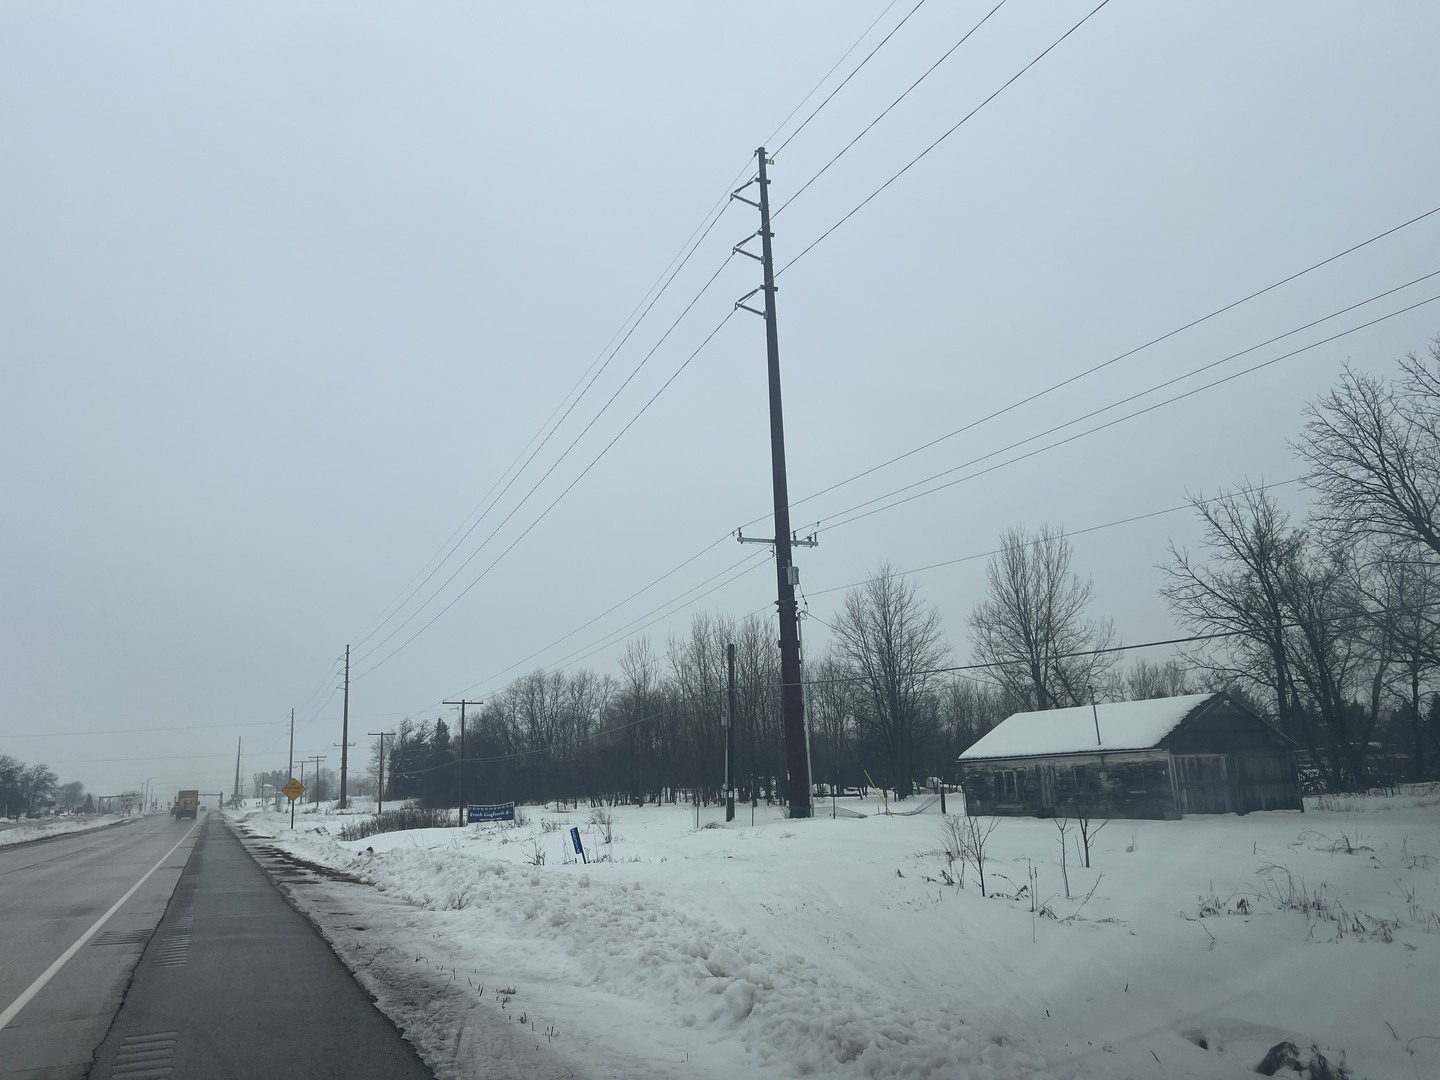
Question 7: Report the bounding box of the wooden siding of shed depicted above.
[961,751,1180,821]
[1161,704,1302,812]
[1234,752,1303,811]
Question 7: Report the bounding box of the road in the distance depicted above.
[0,814,200,1079]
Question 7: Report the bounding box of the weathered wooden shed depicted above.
[957,692,1302,820]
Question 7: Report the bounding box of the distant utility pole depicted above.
[725,643,737,823]
[442,700,481,826]
[306,755,326,804]
[731,146,814,819]
[288,708,296,827]
[339,645,351,810]
[232,737,242,806]
[367,731,388,815]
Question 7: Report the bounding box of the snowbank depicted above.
[0,813,129,848]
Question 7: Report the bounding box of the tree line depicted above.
[367,334,1440,808]
[1,754,88,817]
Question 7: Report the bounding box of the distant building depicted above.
[957,692,1302,819]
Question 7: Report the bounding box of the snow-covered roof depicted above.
[957,693,1219,760]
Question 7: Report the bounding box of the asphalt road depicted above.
[88,813,434,1079]
[0,813,201,1079]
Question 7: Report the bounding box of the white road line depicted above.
[0,821,199,1032]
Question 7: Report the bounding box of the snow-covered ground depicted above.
[0,812,129,847]
[232,789,1440,1080]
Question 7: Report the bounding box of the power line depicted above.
[352,253,741,671]
[351,0,950,662]
[347,2,963,662]
[291,3,1110,731]
[378,263,1438,710]
[293,656,342,725]
[450,548,772,700]
[351,279,1431,736]
[355,214,745,656]
[375,6,1104,684]
[801,630,1245,689]
[765,0,907,148]
[778,0,1114,276]
[806,283,1440,535]
[2,718,293,739]
[388,557,778,730]
[489,554,773,692]
[352,274,1435,723]
[805,477,1306,601]
[355,308,742,680]
[39,752,245,765]
[776,0,1007,215]
[465,480,1310,712]
[774,0,931,155]
[763,205,1440,526]
[361,276,1428,716]
[347,4,961,665]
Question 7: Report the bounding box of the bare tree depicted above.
[1297,337,1440,555]
[807,656,858,795]
[1073,806,1107,869]
[1161,487,1306,738]
[18,763,58,812]
[1161,487,1379,787]
[1123,657,1194,699]
[969,524,1117,710]
[829,564,950,799]
[1054,817,1072,898]
[958,814,1000,897]
[1350,545,1440,780]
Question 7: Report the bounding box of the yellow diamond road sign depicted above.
[282,778,305,801]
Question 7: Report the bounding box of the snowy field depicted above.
[232,790,1440,1080]
[0,812,129,848]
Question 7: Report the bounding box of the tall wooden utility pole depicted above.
[339,645,351,809]
[442,700,482,826]
[732,146,813,818]
[232,737,242,806]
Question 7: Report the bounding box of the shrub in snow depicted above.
[337,806,455,841]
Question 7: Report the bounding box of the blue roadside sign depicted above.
[467,802,515,823]
[570,826,584,855]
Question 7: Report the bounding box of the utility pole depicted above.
[725,642,737,823]
[232,737,242,807]
[306,754,326,804]
[442,700,481,826]
[288,708,296,829]
[367,731,388,814]
[732,146,814,818]
[334,740,356,801]
[339,645,351,809]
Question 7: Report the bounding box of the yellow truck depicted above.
[172,790,199,819]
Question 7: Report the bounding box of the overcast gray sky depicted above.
[4,1,1438,801]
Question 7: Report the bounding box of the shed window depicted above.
[993,769,1025,800]
[1123,763,1147,793]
